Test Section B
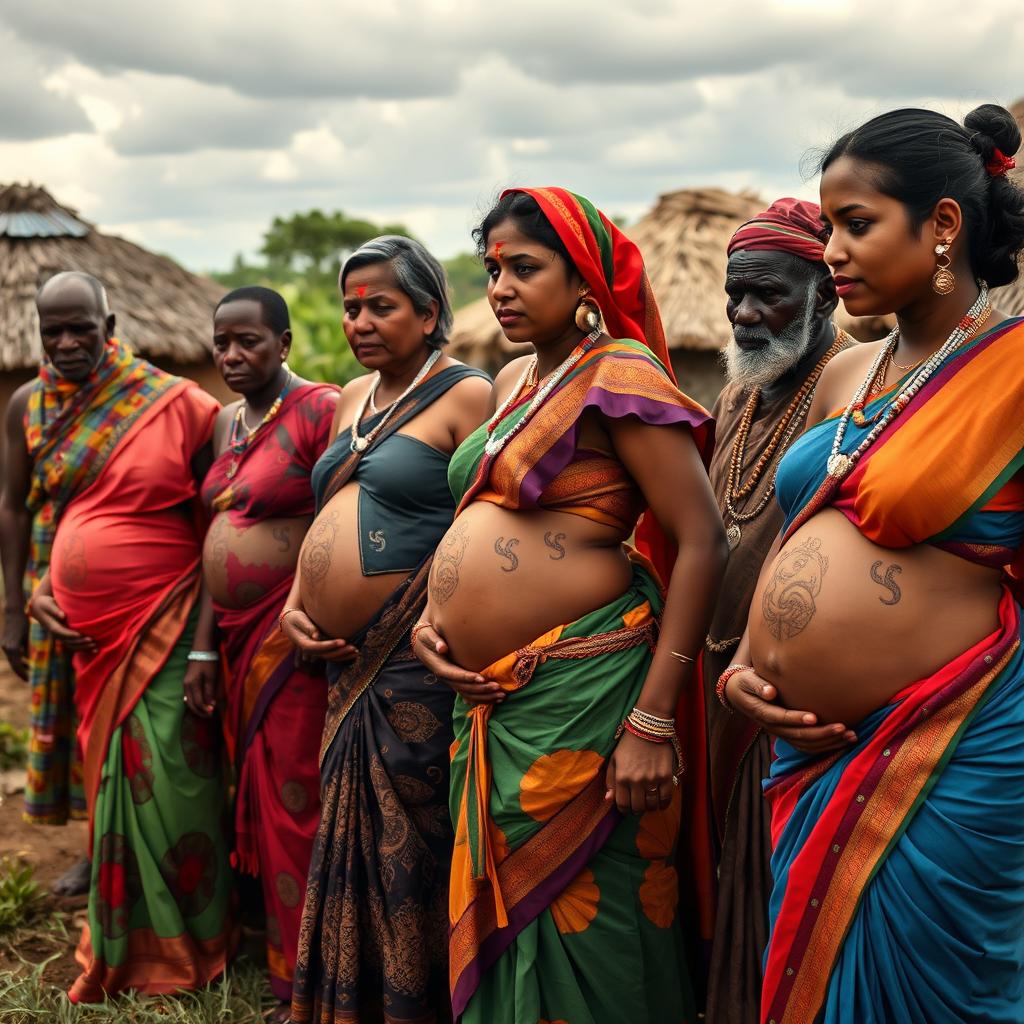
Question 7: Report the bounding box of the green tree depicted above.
[261,209,412,279]
[444,251,489,311]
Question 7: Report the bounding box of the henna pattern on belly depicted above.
[761,536,829,641]
[430,519,469,606]
[494,536,520,573]
[61,530,88,588]
[207,514,230,567]
[301,510,339,589]
[544,531,567,560]
[870,560,903,606]
[272,526,291,553]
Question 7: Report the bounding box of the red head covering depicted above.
[500,186,676,383]
[727,197,827,264]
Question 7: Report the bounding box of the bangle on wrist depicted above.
[716,663,753,711]
[187,650,219,663]
[616,707,684,780]
[410,620,433,651]
[278,606,302,631]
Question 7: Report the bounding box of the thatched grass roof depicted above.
[989,97,1024,317]
[0,183,222,372]
[449,186,889,369]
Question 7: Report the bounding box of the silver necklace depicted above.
[827,288,990,480]
[350,348,442,453]
[484,329,601,459]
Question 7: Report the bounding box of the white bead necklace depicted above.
[484,329,602,459]
[827,287,991,480]
[350,348,443,453]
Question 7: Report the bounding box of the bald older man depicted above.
[702,200,853,1024]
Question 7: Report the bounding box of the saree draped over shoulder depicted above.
[22,339,172,824]
[42,359,233,1002]
[762,317,1024,1024]
[291,364,488,1024]
[445,187,714,1024]
[202,382,338,1001]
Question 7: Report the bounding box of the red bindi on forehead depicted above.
[493,241,504,255]
[356,285,368,298]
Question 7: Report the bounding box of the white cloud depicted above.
[0,0,1021,272]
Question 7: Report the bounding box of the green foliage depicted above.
[260,208,413,281]
[0,723,28,773]
[0,859,42,933]
[277,283,362,387]
[0,956,272,1022]
[443,251,489,313]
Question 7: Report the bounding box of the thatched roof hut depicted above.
[989,97,1024,316]
[0,182,222,372]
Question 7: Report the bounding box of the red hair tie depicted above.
[986,147,1017,177]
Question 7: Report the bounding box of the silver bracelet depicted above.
[187,650,219,663]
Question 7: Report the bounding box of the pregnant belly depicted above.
[51,507,200,634]
[429,502,632,672]
[203,512,311,609]
[297,484,410,641]
[748,508,1002,725]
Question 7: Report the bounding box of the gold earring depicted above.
[932,241,955,295]
[575,294,601,333]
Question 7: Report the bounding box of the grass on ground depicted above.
[0,858,274,1022]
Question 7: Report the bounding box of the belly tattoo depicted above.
[870,560,903,605]
[301,510,339,588]
[272,526,291,553]
[544,531,567,560]
[494,536,520,573]
[761,536,829,641]
[430,520,469,605]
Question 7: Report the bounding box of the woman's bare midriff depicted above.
[748,508,1002,725]
[297,483,410,640]
[429,502,634,672]
[203,512,312,609]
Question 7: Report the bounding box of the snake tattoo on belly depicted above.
[870,560,903,605]
[761,536,830,641]
[544,531,567,560]
[494,537,520,573]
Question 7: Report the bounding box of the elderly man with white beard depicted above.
[701,199,852,1024]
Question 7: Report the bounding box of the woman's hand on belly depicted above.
[411,621,505,704]
[280,607,359,663]
[724,667,857,754]
[28,577,96,654]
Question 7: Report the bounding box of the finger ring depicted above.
[647,786,659,793]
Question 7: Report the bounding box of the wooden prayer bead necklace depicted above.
[722,331,847,550]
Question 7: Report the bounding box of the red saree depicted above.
[46,380,234,1000]
[202,383,338,1001]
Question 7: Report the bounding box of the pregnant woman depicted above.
[283,236,490,1023]
[723,105,1024,1023]
[413,188,725,1024]
[194,286,338,1014]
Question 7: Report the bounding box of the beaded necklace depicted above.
[483,328,601,459]
[225,368,293,479]
[723,331,846,550]
[349,348,442,454]
[827,289,991,481]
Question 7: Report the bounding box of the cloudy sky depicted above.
[2,0,1022,273]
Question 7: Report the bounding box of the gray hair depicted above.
[339,235,453,348]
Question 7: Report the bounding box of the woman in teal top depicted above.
[282,236,491,1024]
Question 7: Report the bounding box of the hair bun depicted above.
[964,103,1022,159]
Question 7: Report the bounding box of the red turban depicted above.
[727,197,827,263]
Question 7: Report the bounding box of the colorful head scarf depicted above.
[500,186,676,383]
[727,197,827,263]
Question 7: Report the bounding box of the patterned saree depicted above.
[762,317,1024,1024]
[291,364,487,1024]
[202,383,338,1001]
[42,370,235,1002]
[446,188,715,1024]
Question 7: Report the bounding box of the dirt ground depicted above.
[0,657,89,990]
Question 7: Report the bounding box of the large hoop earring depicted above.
[932,241,955,295]
[575,295,602,333]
